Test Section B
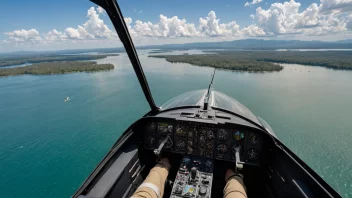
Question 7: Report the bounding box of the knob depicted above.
[199,186,207,195]
[191,167,197,179]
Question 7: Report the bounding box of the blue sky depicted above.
[1,0,352,52]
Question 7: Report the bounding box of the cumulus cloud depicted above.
[4,29,42,43]
[253,0,351,36]
[319,0,352,14]
[133,14,200,37]
[3,1,352,50]
[64,7,113,40]
[199,11,240,36]
[97,6,105,14]
[245,0,263,7]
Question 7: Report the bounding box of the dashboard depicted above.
[144,119,263,165]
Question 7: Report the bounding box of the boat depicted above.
[73,0,341,197]
[65,97,70,102]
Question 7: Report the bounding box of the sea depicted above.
[0,50,352,197]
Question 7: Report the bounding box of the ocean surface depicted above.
[0,50,352,197]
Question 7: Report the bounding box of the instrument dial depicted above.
[206,143,213,150]
[147,122,156,133]
[204,160,213,168]
[218,129,229,141]
[176,140,186,150]
[249,133,260,144]
[146,136,155,147]
[158,123,172,133]
[207,130,215,140]
[247,148,258,160]
[200,136,206,143]
[216,144,229,154]
[176,126,186,136]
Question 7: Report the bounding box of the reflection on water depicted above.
[0,50,351,197]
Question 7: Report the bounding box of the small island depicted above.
[0,61,114,77]
[149,51,352,71]
[0,54,118,67]
[149,54,283,72]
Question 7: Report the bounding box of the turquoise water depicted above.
[1,51,352,197]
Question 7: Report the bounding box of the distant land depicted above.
[142,39,352,50]
[0,54,118,67]
[0,61,114,77]
[1,39,352,57]
[150,53,283,72]
[1,39,352,74]
[150,51,352,71]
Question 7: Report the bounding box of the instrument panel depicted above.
[144,120,263,164]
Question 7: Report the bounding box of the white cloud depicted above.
[319,0,352,14]
[97,6,105,14]
[245,0,263,7]
[3,1,352,52]
[199,11,240,36]
[133,14,200,37]
[242,25,266,36]
[4,29,42,43]
[44,29,66,41]
[253,0,350,36]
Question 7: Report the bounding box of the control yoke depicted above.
[154,135,172,159]
[234,146,244,172]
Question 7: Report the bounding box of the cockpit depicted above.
[125,89,273,198]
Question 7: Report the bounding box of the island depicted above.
[149,54,283,72]
[0,61,114,77]
[150,51,352,71]
[148,49,174,54]
[0,54,118,67]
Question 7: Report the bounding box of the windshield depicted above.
[116,0,352,196]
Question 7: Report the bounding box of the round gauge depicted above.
[146,136,155,147]
[204,160,213,168]
[176,126,186,136]
[205,151,213,158]
[199,144,205,150]
[207,130,215,140]
[147,122,156,132]
[176,140,186,149]
[168,125,173,133]
[182,157,191,165]
[247,148,259,160]
[199,136,206,143]
[188,141,193,146]
[158,137,173,149]
[218,129,229,141]
[206,143,213,150]
[249,133,260,144]
[216,144,229,154]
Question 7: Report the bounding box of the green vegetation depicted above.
[0,54,118,67]
[0,61,114,77]
[148,49,173,54]
[149,54,283,72]
[150,51,352,71]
